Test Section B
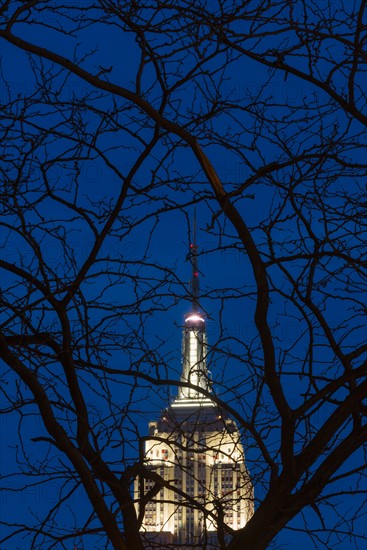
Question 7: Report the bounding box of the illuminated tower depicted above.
[135,221,254,548]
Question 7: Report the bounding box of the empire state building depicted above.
[135,232,254,548]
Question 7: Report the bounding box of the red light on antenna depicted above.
[194,271,198,276]
[190,243,194,248]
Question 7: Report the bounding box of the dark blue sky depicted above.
[1,2,366,549]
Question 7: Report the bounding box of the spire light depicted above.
[185,314,205,323]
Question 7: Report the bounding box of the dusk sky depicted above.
[1,2,366,549]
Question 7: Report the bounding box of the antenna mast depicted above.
[190,210,199,311]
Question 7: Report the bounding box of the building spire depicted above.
[190,209,199,311]
[171,212,213,408]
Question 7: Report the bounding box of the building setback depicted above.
[135,229,254,548]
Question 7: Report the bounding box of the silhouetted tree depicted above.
[0,1,366,549]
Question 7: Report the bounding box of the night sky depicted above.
[1,2,366,549]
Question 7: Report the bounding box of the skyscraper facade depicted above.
[135,232,254,548]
